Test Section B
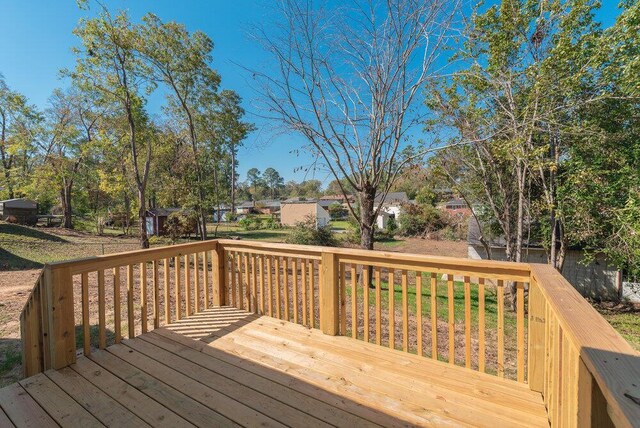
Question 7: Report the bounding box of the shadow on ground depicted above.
[0,223,68,243]
[0,247,43,270]
[0,338,22,388]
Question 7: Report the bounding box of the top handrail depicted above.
[217,239,531,281]
[530,263,640,427]
[46,239,218,274]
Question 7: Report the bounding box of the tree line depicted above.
[0,5,253,247]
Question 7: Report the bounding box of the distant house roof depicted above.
[317,199,336,209]
[0,198,37,209]
[238,201,255,208]
[374,192,409,205]
[283,200,318,204]
[256,199,281,208]
[283,197,316,203]
[146,208,182,217]
[445,198,467,209]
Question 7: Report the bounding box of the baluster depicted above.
[448,275,455,364]
[244,253,251,311]
[98,270,106,348]
[293,258,299,323]
[267,256,273,316]
[140,262,148,334]
[252,254,258,313]
[478,278,485,372]
[363,266,369,342]
[184,254,191,316]
[389,268,395,349]
[497,279,505,377]
[402,270,408,352]
[375,266,381,345]
[163,258,170,323]
[259,255,265,314]
[416,271,422,356]
[113,267,121,344]
[302,258,307,325]
[309,259,315,328]
[431,272,438,360]
[153,260,159,329]
[464,276,471,368]
[275,257,282,319]
[203,251,209,310]
[283,257,290,320]
[174,256,182,320]
[230,252,237,308]
[194,253,200,313]
[517,281,525,382]
[128,264,135,337]
[81,272,90,355]
[351,264,357,338]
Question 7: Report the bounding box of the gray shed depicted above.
[0,198,38,225]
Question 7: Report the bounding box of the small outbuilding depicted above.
[145,208,193,236]
[280,200,331,228]
[0,198,38,225]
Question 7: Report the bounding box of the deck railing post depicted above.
[528,279,546,392]
[43,265,76,370]
[212,241,227,307]
[320,251,339,335]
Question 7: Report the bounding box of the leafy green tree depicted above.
[246,168,263,198]
[34,86,103,228]
[137,13,222,239]
[69,7,154,247]
[210,90,254,215]
[0,75,40,199]
[263,167,284,198]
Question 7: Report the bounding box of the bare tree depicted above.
[253,0,459,249]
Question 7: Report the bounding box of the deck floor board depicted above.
[0,306,549,427]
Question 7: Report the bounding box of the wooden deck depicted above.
[1,306,548,427]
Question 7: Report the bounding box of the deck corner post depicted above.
[320,251,339,335]
[212,242,227,307]
[43,265,76,370]
[528,278,546,392]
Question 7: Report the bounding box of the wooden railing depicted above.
[20,239,640,426]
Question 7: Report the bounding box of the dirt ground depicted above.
[375,237,468,258]
[0,269,40,386]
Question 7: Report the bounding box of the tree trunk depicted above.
[231,142,236,216]
[60,181,73,229]
[359,188,376,251]
[138,187,149,249]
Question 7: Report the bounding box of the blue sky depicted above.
[0,0,622,185]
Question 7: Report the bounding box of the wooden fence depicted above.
[19,239,640,427]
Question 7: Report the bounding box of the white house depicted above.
[373,192,409,229]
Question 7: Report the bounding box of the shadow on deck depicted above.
[0,306,548,427]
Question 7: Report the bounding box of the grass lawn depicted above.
[330,220,350,230]
[0,222,142,269]
[208,223,291,242]
[597,308,640,351]
[347,273,518,341]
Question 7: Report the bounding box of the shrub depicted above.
[385,216,398,235]
[328,203,348,219]
[286,215,339,247]
[165,210,197,242]
[264,216,280,230]
[238,215,263,230]
[398,203,448,237]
